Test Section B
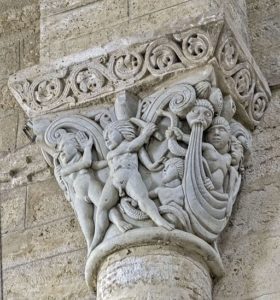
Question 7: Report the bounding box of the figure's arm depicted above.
[139,148,165,171]
[60,144,93,177]
[166,127,190,144]
[202,142,215,151]
[127,123,156,152]
[92,159,108,170]
[149,188,159,199]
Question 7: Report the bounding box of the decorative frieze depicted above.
[9,17,270,129]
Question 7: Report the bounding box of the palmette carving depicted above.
[34,76,250,257]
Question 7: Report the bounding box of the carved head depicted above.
[104,120,136,150]
[230,136,244,168]
[57,131,80,163]
[186,100,214,130]
[162,157,184,184]
[209,87,224,116]
[221,95,236,121]
[206,117,231,152]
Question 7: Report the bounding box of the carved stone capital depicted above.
[8,11,271,300]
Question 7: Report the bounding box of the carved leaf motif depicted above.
[145,39,185,75]
[111,52,145,81]
[34,78,63,105]
[76,69,105,93]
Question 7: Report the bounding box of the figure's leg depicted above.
[88,178,119,254]
[109,207,133,232]
[126,173,174,231]
[72,196,94,252]
[87,178,102,206]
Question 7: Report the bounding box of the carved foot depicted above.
[116,220,134,233]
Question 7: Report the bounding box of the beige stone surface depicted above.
[0,144,51,191]
[2,216,84,269]
[3,249,94,300]
[213,88,280,299]
[247,0,280,86]
[0,112,18,155]
[97,245,212,300]
[0,0,280,299]
[41,0,220,62]
[0,186,26,234]
[16,111,31,149]
[26,178,73,227]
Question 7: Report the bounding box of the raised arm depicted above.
[149,188,159,199]
[166,127,190,144]
[92,159,108,170]
[60,144,92,177]
[127,122,156,152]
[139,147,165,171]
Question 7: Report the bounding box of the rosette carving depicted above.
[70,63,111,100]
[177,30,212,62]
[76,69,106,93]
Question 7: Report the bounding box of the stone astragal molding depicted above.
[8,13,271,299]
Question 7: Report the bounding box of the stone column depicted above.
[86,228,223,300]
[8,8,271,300]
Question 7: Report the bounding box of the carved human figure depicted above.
[53,131,104,251]
[167,115,232,194]
[149,157,184,207]
[89,120,174,253]
[226,136,244,217]
[203,117,232,193]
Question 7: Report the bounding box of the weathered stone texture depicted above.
[0,0,40,113]
[0,186,26,234]
[0,144,51,191]
[0,0,280,299]
[213,88,280,299]
[40,0,221,62]
[26,178,73,228]
[0,112,18,155]
[97,246,212,300]
[2,216,84,270]
[3,249,94,300]
[247,0,280,86]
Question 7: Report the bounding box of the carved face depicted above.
[186,106,213,129]
[230,141,243,166]
[59,141,78,163]
[206,125,230,151]
[104,128,123,150]
[162,164,180,184]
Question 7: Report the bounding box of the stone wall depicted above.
[247,0,280,87]
[0,0,279,299]
[213,87,280,299]
[0,0,93,299]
